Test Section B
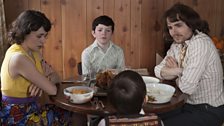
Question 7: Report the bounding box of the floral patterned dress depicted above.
[0,96,72,126]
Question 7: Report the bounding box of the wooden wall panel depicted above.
[214,0,224,38]
[61,0,87,78]
[3,0,224,79]
[192,0,216,36]
[41,0,63,77]
[155,0,165,57]
[28,0,40,10]
[103,0,115,19]
[103,0,115,41]
[220,0,224,38]
[4,0,28,27]
[141,0,157,74]
[163,0,180,10]
[130,0,141,68]
[86,0,103,46]
[114,0,131,67]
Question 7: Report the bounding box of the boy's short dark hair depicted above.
[108,70,146,115]
[92,15,114,32]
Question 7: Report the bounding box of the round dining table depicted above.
[50,80,187,116]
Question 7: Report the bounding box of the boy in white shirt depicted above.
[81,15,125,75]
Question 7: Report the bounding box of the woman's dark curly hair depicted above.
[163,3,210,42]
[8,10,51,44]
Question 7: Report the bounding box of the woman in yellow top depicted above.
[0,10,70,125]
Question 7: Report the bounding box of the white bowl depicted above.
[64,86,94,104]
[146,83,175,104]
[142,76,160,83]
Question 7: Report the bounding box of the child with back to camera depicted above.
[98,70,162,126]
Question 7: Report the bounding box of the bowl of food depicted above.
[142,76,160,83]
[64,86,94,104]
[146,83,175,104]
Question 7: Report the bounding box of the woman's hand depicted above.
[27,83,43,97]
[41,59,54,77]
[41,59,61,83]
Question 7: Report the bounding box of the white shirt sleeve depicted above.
[97,119,106,126]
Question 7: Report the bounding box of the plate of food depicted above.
[64,86,94,104]
[146,83,175,104]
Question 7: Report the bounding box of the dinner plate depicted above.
[146,83,175,104]
[142,76,160,83]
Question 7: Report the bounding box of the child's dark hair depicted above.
[108,70,146,115]
[163,3,209,42]
[92,15,114,32]
[8,10,51,44]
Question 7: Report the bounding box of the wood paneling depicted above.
[155,0,165,57]
[4,0,28,27]
[28,0,40,10]
[3,0,224,79]
[130,0,141,68]
[214,0,224,37]
[103,0,115,19]
[86,0,103,46]
[141,0,157,74]
[61,0,87,78]
[41,0,63,77]
[114,0,131,68]
[103,0,115,41]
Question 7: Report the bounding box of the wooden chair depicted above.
[105,113,161,126]
[77,62,82,75]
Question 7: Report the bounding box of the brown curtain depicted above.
[0,0,7,65]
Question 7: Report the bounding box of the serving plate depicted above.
[142,76,160,83]
[146,83,175,104]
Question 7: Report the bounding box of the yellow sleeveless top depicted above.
[1,44,43,98]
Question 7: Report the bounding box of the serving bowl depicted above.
[142,76,160,83]
[146,83,175,104]
[64,86,94,104]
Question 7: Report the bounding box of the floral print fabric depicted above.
[0,101,71,126]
